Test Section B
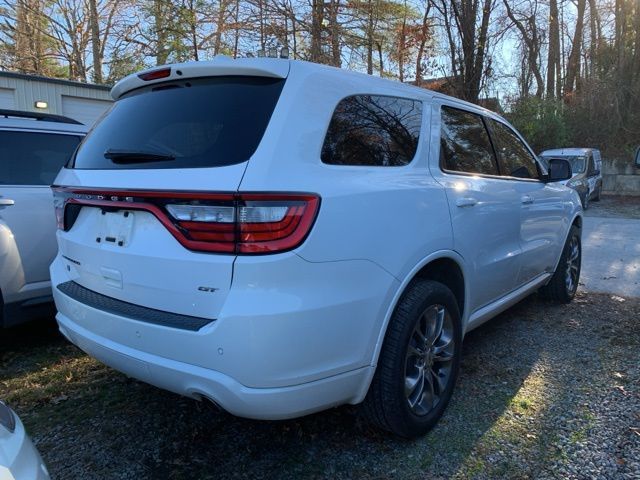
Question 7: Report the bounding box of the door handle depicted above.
[0,198,15,209]
[521,195,534,205]
[456,197,478,208]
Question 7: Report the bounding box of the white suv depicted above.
[50,58,582,438]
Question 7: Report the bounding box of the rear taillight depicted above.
[51,188,320,255]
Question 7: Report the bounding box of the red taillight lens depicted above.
[137,68,171,81]
[236,196,319,253]
[51,188,320,255]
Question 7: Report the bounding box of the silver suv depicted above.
[0,110,87,327]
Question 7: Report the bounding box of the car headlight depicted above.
[566,179,582,188]
[0,401,16,433]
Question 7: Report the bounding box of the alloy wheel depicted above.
[404,305,455,416]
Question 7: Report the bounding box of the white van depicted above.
[539,148,603,208]
[50,57,582,438]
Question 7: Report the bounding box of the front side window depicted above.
[0,131,82,185]
[487,119,540,179]
[321,95,422,166]
[440,106,498,175]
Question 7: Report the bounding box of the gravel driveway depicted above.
[580,216,640,297]
[1,196,638,480]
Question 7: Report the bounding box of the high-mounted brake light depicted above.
[51,188,320,255]
[138,68,171,81]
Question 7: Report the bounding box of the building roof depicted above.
[0,70,111,91]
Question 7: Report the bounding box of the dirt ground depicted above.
[585,194,640,219]
[1,291,638,480]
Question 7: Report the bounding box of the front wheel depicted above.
[540,225,581,303]
[362,280,462,438]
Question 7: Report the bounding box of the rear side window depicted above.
[321,95,422,166]
[440,106,498,175]
[71,76,285,169]
[487,119,540,179]
[0,131,82,185]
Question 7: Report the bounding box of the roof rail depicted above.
[0,109,83,125]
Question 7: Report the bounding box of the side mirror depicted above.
[635,146,640,168]
[546,158,572,182]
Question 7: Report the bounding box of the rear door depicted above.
[484,118,565,285]
[434,104,523,313]
[0,129,82,297]
[54,75,286,320]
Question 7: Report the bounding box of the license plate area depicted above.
[97,210,134,247]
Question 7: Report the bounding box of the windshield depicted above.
[70,76,285,169]
[540,155,586,174]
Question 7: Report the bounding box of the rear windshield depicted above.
[70,76,285,169]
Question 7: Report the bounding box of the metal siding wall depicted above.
[0,74,112,116]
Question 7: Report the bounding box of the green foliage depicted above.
[506,97,569,154]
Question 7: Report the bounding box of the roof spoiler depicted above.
[111,57,290,100]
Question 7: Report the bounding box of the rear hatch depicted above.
[54,64,287,320]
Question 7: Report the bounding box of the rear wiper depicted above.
[104,148,176,163]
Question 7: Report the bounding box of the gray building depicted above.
[0,71,113,126]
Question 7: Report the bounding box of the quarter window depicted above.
[487,119,540,179]
[440,106,498,175]
[0,131,82,185]
[321,95,422,166]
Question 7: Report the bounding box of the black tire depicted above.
[540,225,581,303]
[593,186,601,202]
[582,193,589,210]
[362,280,462,438]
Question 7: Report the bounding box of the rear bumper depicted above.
[57,311,372,420]
[51,251,398,419]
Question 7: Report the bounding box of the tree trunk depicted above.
[398,0,407,82]
[546,0,560,97]
[88,0,102,83]
[415,3,431,83]
[587,0,599,77]
[565,0,586,94]
[310,0,324,62]
[366,0,374,74]
[214,0,228,55]
[503,0,543,97]
[329,0,341,66]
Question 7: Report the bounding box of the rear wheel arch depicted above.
[368,253,467,372]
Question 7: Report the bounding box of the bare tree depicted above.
[546,0,561,98]
[564,0,586,94]
[433,0,495,102]
[503,0,543,97]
